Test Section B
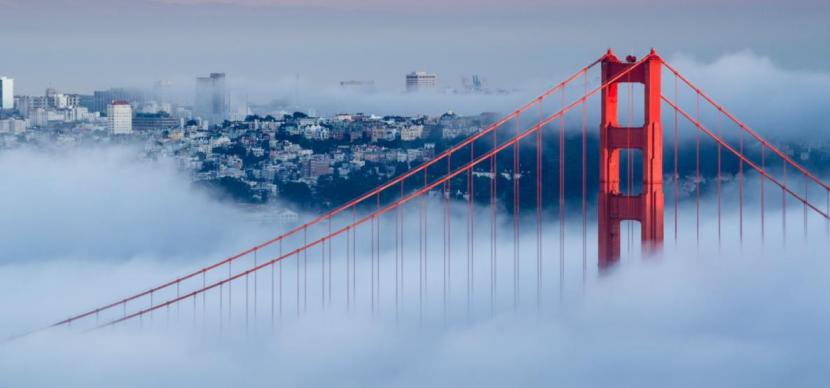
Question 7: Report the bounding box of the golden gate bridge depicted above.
[15,49,830,337]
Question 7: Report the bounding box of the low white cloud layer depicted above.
[1,145,829,387]
[664,51,830,141]
[0,147,283,263]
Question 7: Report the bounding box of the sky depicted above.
[1,0,828,104]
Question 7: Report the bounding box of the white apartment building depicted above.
[107,100,133,134]
[406,71,437,92]
[0,77,14,110]
[400,124,424,141]
[0,118,27,133]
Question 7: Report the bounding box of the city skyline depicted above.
[2,0,828,98]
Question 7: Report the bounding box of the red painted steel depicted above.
[598,49,664,267]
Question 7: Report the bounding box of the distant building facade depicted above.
[86,88,144,115]
[0,77,14,110]
[107,100,133,134]
[0,118,27,133]
[195,73,229,126]
[406,71,437,92]
[340,80,376,93]
[133,112,181,131]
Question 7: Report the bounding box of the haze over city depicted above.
[1,1,829,387]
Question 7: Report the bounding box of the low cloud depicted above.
[0,147,315,266]
[664,50,830,142]
[1,144,829,387]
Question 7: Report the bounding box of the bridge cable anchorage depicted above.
[35,54,654,334]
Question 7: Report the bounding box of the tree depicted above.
[279,181,313,207]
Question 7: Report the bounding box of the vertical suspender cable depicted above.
[739,130,744,245]
[783,164,787,243]
[717,113,722,248]
[761,147,766,242]
[581,72,588,286]
[469,143,474,317]
[695,92,701,247]
[513,141,520,310]
[559,85,565,302]
[673,76,679,244]
[491,128,497,315]
[537,99,543,310]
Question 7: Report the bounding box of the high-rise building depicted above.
[133,112,181,131]
[195,73,228,125]
[88,88,144,115]
[0,77,14,110]
[107,100,133,134]
[405,71,437,92]
[153,80,174,104]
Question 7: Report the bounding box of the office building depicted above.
[406,71,437,92]
[87,88,144,114]
[0,77,14,110]
[133,112,181,131]
[107,100,133,134]
[195,73,229,125]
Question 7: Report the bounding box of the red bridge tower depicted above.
[598,49,664,266]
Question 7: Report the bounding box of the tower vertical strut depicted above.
[598,50,664,266]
